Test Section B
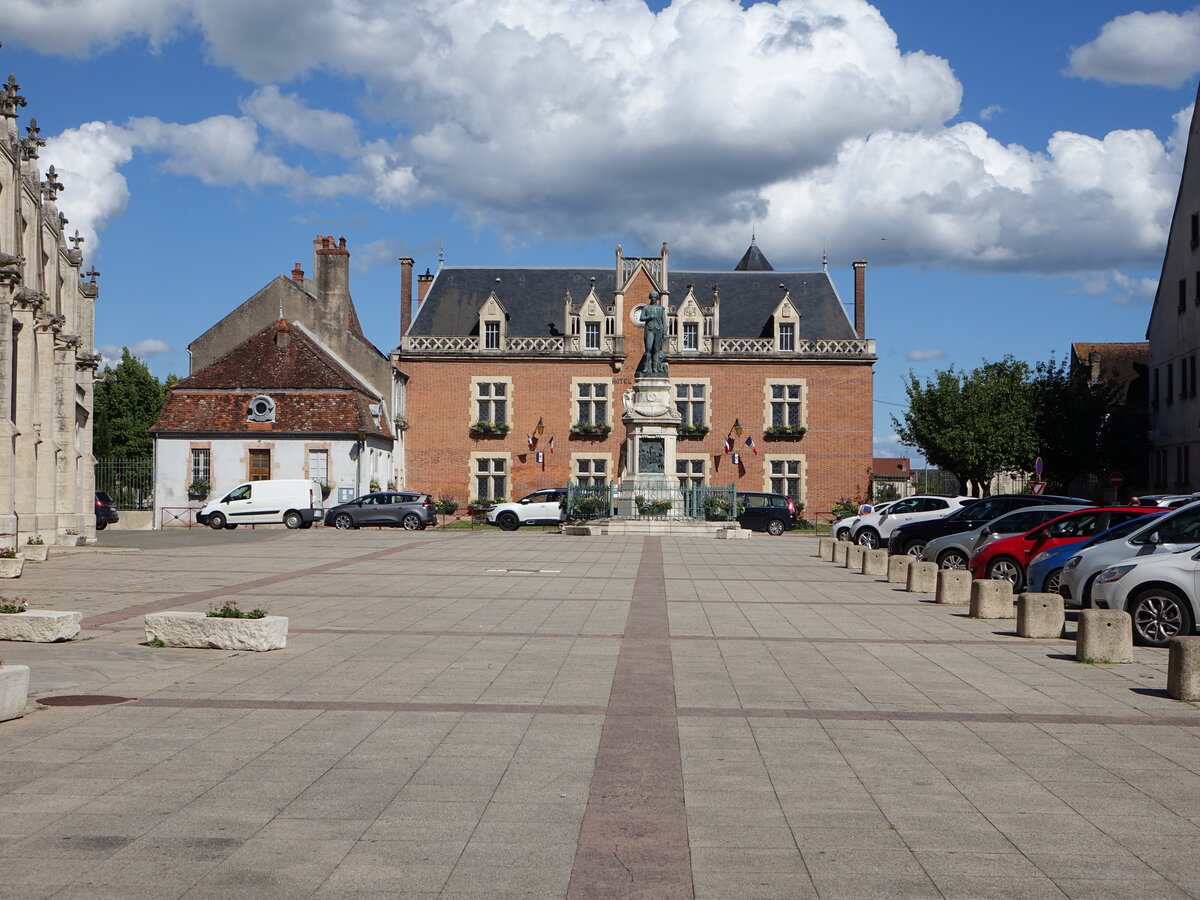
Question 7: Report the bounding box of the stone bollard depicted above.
[832,541,851,565]
[888,554,914,584]
[1168,637,1200,700]
[1076,609,1134,663]
[935,570,972,605]
[906,561,938,593]
[817,537,834,558]
[1017,592,1065,638]
[846,544,866,571]
[970,580,1015,619]
[862,549,889,577]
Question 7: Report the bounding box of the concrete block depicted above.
[0,664,30,721]
[0,558,22,579]
[936,570,972,605]
[19,544,49,562]
[1076,609,1134,663]
[888,554,913,584]
[0,610,82,642]
[970,580,1015,619]
[817,537,834,558]
[846,544,866,570]
[832,541,851,565]
[1167,637,1200,700]
[714,528,750,539]
[1017,593,1065,638]
[145,611,288,651]
[862,549,889,576]
[906,561,938,593]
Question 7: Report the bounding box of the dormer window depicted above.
[584,321,601,350]
[682,321,698,350]
[247,395,276,423]
[484,321,501,350]
[477,295,507,351]
[779,322,795,351]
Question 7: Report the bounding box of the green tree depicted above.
[1029,355,1118,492]
[93,348,169,458]
[892,357,1037,496]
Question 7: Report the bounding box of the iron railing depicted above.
[95,457,154,510]
[565,481,738,521]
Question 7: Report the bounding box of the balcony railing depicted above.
[400,335,875,358]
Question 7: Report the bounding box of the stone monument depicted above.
[617,291,684,517]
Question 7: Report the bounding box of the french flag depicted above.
[548,435,555,454]
[745,435,758,455]
[527,433,537,451]
[723,436,734,454]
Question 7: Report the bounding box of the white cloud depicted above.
[979,104,1003,121]
[906,349,947,362]
[1068,9,1200,87]
[13,0,1198,274]
[3,0,191,55]
[1111,270,1158,306]
[97,339,173,368]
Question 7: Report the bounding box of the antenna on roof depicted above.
[438,240,445,272]
[822,237,828,272]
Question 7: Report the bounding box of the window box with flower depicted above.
[764,424,808,440]
[470,421,511,438]
[187,479,211,501]
[394,414,409,431]
[677,423,710,440]
[570,422,611,439]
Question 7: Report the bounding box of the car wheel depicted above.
[402,513,422,531]
[1130,587,1195,647]
[333,513,355,530]
[937,549,969,570]
[986,556,1024,592]
[834,526,851,542]
[1044,568,1064,595]
[856,527,880,549]
[904,540,926,558]
[96,521,107,531]
[766,518,785,536]
[283,511,303,529]
[208,512,226,530]
[497,512,520,531]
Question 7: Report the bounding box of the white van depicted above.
[197,479,325,530]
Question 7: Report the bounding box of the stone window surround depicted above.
[469,450,511,503]
[764,378,808,428]
[763,452,807,503]
[188,441,211,488]
[305,443,332,484]
[471,375,513,425]
[570,376,613,427]
[246,443,274,482]
[671,377,711,428]
[570,452,614,486]
[675,453,708,486]
[773,303,800,352]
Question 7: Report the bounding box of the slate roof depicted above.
[153,320,390,438]
[735,243,774,271]
[407,258,856,341]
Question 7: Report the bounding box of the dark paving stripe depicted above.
[293,628,622,639]
[569,536,693,899]
[81,538,451,629]
[131,697,605,715]
[667,598,925,605]
[681,707,1200,727]
[672,634,1047,645]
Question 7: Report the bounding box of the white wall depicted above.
[154,436,394,526]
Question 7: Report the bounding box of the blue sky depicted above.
[5,0,1200,460]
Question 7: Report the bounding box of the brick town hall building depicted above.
[393,242,875,519]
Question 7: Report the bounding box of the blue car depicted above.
[1026,512,1164,595]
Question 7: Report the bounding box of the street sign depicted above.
[1034,457,1044,478]
[1030,481,1047,495]
[1108,471,1125,488]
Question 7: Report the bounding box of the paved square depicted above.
[2,529,1199,898]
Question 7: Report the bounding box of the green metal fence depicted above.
[564,481,739,521]
[96,458,154,510]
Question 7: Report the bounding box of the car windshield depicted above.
[1087,513,1162,546]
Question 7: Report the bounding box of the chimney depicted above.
[313,235,350,335]
[291,262,304,282]
[1089,350,1101,384]
[274,318,291,350]
[399,257,414,339]
[417,268,434,307]
[853,260,867,338]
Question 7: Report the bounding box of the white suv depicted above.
[1091,547,1200,647]
[850,495,972,549]
[486,489,568,531]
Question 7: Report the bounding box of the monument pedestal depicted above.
[616,376,684,518]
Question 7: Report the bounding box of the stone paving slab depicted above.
[1,529,1200,897]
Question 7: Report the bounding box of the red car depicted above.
[969,506,1151,592]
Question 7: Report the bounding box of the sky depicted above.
[4,0,1200,462]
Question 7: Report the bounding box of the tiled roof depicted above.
[153,319,390,437]
[153,391,389,437]
[873,457,911,477]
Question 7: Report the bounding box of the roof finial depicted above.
[438,240,444,271]
[822,238,828,272]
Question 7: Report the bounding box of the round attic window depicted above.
[247,395,276,423]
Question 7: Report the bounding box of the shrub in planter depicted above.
[0,549,21,579]
[318,482,332,500]
[187,479,211,500]
[570,422,611,439]
[569,496,606,520]
[467,498,491,522]
[434,497,460,516]
[207,600,268,619]
[21,537,49,562]
[469,421,511,437]
[634,495,672,516]
[678,423,710,439]
[0,597,82,642]
[702,496,741,521]
[764,424,807,440]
